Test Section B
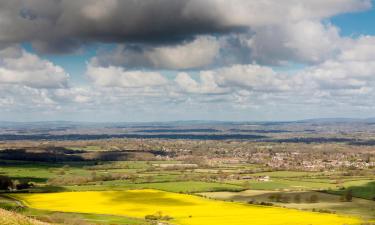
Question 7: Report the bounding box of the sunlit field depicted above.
[13,189,361,225]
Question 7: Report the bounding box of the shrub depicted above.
[145,215,159,220]
[341,190,353,202]
[308,194,319,203]
[16,181,34,190]
[294,194,301,203]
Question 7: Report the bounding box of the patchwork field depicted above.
[12,189,362,225]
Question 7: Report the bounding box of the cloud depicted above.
[86,63,169,88]
[93,19,344,69]
[171,34,375,103]
[174,65,293,95]
[92,4,366,68]
[0,0,240,53]
[93,36,220,70]
[246,20,343,65]
[1,0,375,121]
[0,46,69,88]
[175,71,228,94]
[0,0,370,54]
[300,36,375,91]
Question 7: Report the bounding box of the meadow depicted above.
[12,189,362,225]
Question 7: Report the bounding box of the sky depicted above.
[1,0,375,122]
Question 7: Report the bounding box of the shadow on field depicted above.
[231,191,338,203]
[9,177,48,183]
[107,191,197,206]
[0,148,159,163]
[330,181,375,200]
[29,185,68,193]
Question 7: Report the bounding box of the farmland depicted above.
[0,121,374,224]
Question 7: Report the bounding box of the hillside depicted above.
[0,208,51,225]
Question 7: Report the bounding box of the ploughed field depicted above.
[12,189,361,225]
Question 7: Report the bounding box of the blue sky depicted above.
[1,0,375,122]
[331,4,375,36]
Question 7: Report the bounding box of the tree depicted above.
[268,195,276,202]
[0,176,13,190]
[15,180,33,190]
[274,194,283,202]
[281,195,290,203]
[294,194,301,203]
[344,190,353,202]
[309,194,319,203]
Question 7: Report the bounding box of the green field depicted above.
[330,181,375,200]
[200,190,375,220]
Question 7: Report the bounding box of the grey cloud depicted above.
[0,0,245,54]
[0,0,369,54]
[93,36,221,70]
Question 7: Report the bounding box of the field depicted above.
[200,190,375,220]
[329,181,375,200]
[12,189,362,225]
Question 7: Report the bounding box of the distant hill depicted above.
[1,117,375,129]
[296,118,365,123]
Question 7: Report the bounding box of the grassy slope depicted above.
[0,195,149,225]
[0,208,51,225]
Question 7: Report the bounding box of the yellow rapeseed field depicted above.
[13,189,361,225]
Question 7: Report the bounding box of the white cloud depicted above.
[174,65,293,95]
[146,37,220,70]
[0,46,69,88]
[86,63,169,88]
[339,36,375,61]
[186,0,370,27]
[175,71,228,94]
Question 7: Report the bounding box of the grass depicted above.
[25,210,150,225]
[62,181,245,193]
[12,189,362,225]
[0,208,50,225]
[232,178,336,190]
[249,171,321,178]
[0,195,149,225]
[329,181,375,200]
